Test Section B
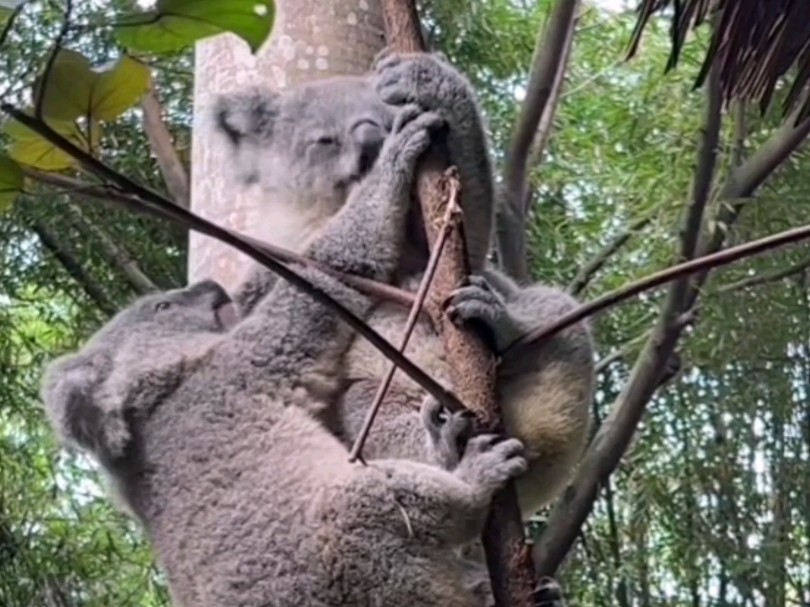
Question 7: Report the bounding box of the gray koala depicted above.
[41,107,529,607]
[215,51,595,519]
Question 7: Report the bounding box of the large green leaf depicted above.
[91,56,151,121]
[114,0,275,54]
[0,154,23,212]
[4,110,100,171]
[33,50,150,122]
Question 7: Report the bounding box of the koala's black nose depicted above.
[353,122,385,176]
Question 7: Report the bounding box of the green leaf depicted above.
[33,50,151,122]
[33,49,96,121]
[0,154,23,212]
[91,56,151,122]
[4,110,101,171]
[114,0,275,54]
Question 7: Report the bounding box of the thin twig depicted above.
[22,167,417,309]
[348,178,460,463]
[35,0,72,122]
[140,89,190,208]
[62,202,159,294]
[3,103,463,413]
[505,220,810,361]
[30,219,116,316]
[716,256,810,294]
[567,215,652,296]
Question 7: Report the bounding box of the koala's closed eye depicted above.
[154,301,173,312]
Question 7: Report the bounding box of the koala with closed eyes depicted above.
[42,106,532,606]
[216,51,595,520]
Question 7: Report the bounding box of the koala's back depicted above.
[120,369,475,607]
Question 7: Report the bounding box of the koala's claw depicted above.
[421,397,474,470]
[374,51,470,110]
[446,275,505,327]
[455,434,527,493]
[384,108,446,171]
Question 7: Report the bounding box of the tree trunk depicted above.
[189,0,386,286]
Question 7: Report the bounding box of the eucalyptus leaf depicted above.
[114,0,275,54]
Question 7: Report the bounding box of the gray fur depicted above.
[42,107,526,607]
[213,51,593,603]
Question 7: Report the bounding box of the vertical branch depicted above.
[380,2,537,605]
[498,0,581,281]
[140,89,190,209]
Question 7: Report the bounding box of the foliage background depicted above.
[2,0,809,605]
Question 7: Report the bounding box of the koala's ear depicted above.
[41,352,130,462]
[213,87,280,146]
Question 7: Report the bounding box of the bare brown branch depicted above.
[506,219,810,362]
[140,89,190,208]
[498,0,581,281]
[380,2,536,604]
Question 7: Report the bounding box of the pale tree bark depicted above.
[189,0,386,286]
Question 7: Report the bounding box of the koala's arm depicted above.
[375,52,495,270]
[233,108,445,359]
[340,434,526,547]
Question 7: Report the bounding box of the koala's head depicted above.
[213,76,394,215]
[41,280,236,464]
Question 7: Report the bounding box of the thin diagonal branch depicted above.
[22,167,416,308]
[62,202,159,294]
[140,89,189,208]
[505,221,810,361]
[30,219,116,316]
[567,215,652,296]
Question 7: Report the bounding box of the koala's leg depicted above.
[444,269,595,516]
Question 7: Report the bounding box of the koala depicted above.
[41,107,532,607]
[215,50,595,520]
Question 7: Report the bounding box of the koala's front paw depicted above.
[380,105,446,176]
[445,275,521,352]
[454,434,527,494]
[374,51,472,111]
[420,397,474,470]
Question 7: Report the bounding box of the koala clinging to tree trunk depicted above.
[41,107,531,606]
[216,50,595,517]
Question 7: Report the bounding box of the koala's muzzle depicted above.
[185,280,239,328]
